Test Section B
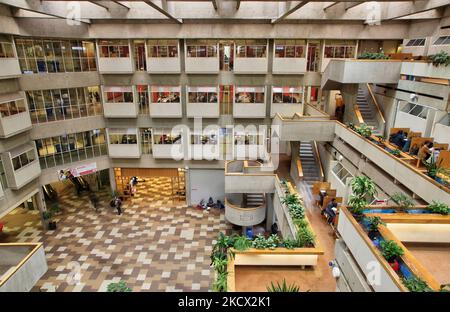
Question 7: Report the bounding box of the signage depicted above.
[57,162,97,181]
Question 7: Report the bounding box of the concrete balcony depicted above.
[108,143,141,158]
[147,57,181,74]
[225,160,275,194]
[0,58,21,79]
[401,61,450,80]
[107,128,141,158]
[234,57,268,74]
[272,57,307,75]
[186,102,219,118]
[97,58,134,74]
[233,103,266,118]
[185,57,219,74]
[2,145,41,190]
[272,114,335,142]
[103,102,138,118]
[149,102,182,118]
[270,103,303,118]
[0,243,47,292]
[152,143,184,160]
[321,59,402,90]
[0,111,32,138]
[189,144,220,160]
[225,194,266,227]
[396,79,450,111]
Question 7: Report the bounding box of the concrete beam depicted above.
[382,0,450,21]
[142,0,183,23]
[212,0,218,10]
[0,0,90,24]
[89,1,109,10]
[272,1,309,24]
[344,2,363,11]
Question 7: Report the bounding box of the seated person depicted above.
[323,198,338,224]
[418,141,433,162]
[390,130,407,148]
[402,139,411,152]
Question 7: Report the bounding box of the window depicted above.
[188,87,218,103]
[98,40,130,58]
[433,36,450,46]
[103,86,134,104]
[272,87,303,104]
[191,133,218,145]
[186,40,217,57]
[235,40,267,58]
[0,99,27,118]
[405,38,426,47]
[140,128,152,154]
[332,162,353,185]
[234,133,262,145]
[150,86,181,103]
[27,86,101,124]
[137,85,149,114]
[235,86,265,104]
[109,133,138,144]
[0,35,15,58]
[15,38,96,73]
[153,129,182,145]
[35,129,107,169]
[11,149,36,171]
[274,40,306,58]
[147,40,178,58]
[400,103,429,119]
[324,40,356,58]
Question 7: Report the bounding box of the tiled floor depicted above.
[3,178,232,292]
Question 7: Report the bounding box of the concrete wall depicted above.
[189,169,224,206]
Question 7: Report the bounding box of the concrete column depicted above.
[424,109,437,138]
[265,193,274,231]
[108,168,117,191]
[33,190,47,230]
[185,167,191,206]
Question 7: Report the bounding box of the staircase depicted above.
[356,88,381,136]
[299,141,321,188]
[244,193,265,207]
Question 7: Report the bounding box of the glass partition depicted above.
[0,99,27,118]
[150,86,181,103]
[186,40,218,57]
[187,87,218,103]
[35,129,107,169]
[11,148,36,171]
[235,40,267,58]
[147,39,178,58]
[103,86,134,104]
[27,86,101,124]
[235,86,265,104]
[234,133,262,145]
[153,129,182,145]
[324,40,357,58]
[274,40,306,58]
[191,133,218,145]
[15,38,96,73]
[98,40,130,58]
[0,35,15,58]
[272,87,303,104]
[109,129,138,144]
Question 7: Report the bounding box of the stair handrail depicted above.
[353,104,365,124]
[312,141,325,181]
[366,83,386,125]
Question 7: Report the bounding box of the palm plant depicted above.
[267,279,301,292]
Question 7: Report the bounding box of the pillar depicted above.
[265,193,274,231]
[108,167,117,192]
[33,189,47,230]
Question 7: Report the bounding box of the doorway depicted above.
[219,42,234,71]
[134,40,147,71]
[220,85,234,115]
[307,42,320,72]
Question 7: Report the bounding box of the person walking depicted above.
[89,192,99,213]
[114,196,123,215]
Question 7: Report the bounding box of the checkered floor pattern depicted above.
[5,178,232,292]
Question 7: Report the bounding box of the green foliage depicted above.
[295,225,315,248]
[348,195,367,215]
[351,176,377,198]
[356,123,372,138]
[280,238,299,249]
[281,190,306,221]
[424,157,450,178]
[106,281,132,292]
[50,203,61,214]
[429,51,450,67]
[251,234,279,250]
[427,201,449,215]
[380,240,404,262]
[212,271,228,292]
[211,255,228,273]
[42,211,53,220]
[366,216,385,232]
[390,192,414,211]
[402,277,433,292]
[389,149,401,157]
[377,135,386,143]
[267,279,301,292]
[232,235,251,251]
[348,122,357,131]
[358,52,389,60]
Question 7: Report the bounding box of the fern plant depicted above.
[429,51,450,67]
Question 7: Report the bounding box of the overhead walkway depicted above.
[321,59,402,90]
[272,114,450,204]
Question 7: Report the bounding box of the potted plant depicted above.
[380,240,404,272]
[428,51,450,67]
[389,149,401,157]
[376,135,386,146]
[42,211,56,230]
[390,192,414,212]
[424,158,449,183]
[350,176,377,199]
[358,52,389,60]
[365,216,385,240]
[50,202,62,215]
[402,276,433,292]
[106,281,132,292]
[356,123,372,138]
[427,201,449,215]
[348,195,367,219]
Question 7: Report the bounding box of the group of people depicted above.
[389,130,440,163]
